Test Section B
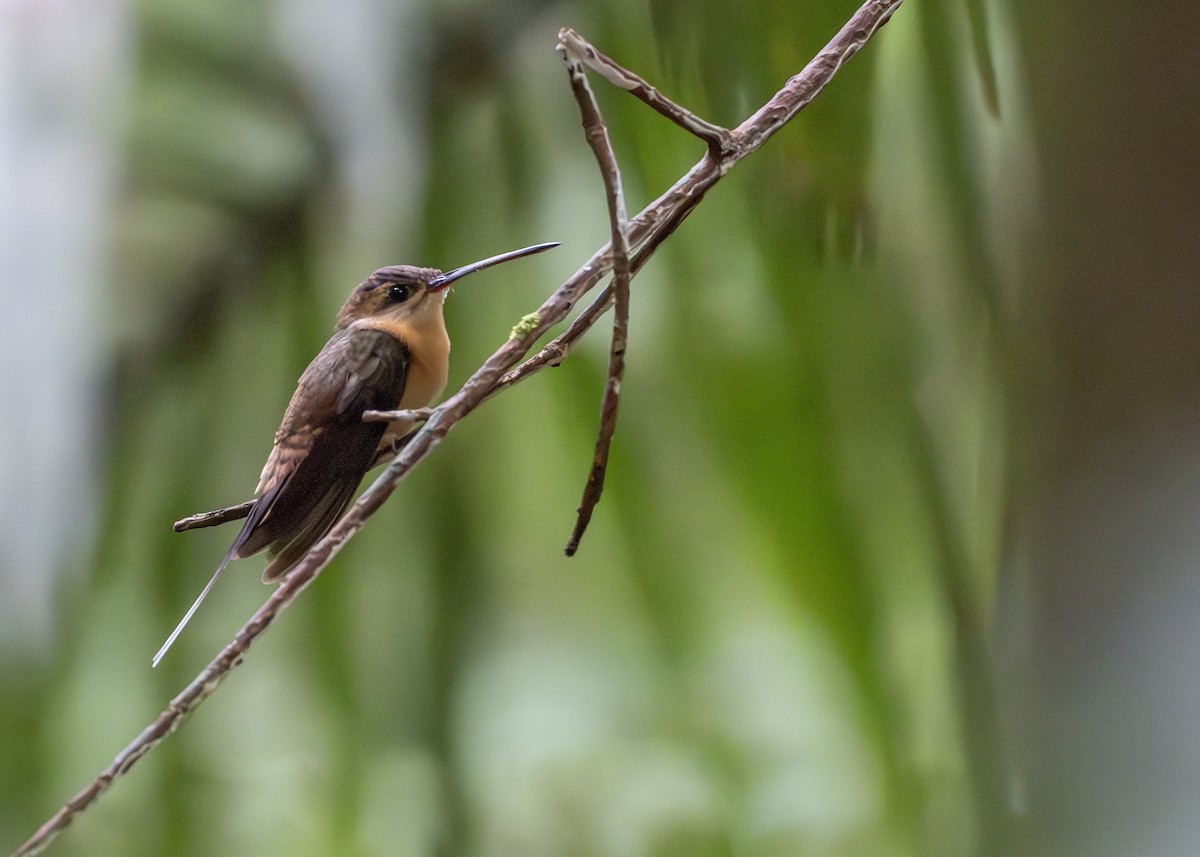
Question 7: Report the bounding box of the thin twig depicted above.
[173,500,253,533]
[558,28,732,154]
[10,5,902,854]
[361,406,436,424]
[558,32,634,556]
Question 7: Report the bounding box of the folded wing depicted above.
[234,327,410,581]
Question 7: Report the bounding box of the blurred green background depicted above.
[4,1,1200,856]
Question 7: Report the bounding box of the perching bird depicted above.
[153,242,558,667]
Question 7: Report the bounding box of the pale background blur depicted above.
[2,1,1199,856]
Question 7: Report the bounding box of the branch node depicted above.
[558,27,734,154]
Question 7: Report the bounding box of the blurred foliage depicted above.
[1,1,1037,856]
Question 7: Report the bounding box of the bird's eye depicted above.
[387,284,413,303]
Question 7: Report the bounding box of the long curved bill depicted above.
[427,242,559,292]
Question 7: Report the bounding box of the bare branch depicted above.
[10,4,902,854]
[558,31,634,556]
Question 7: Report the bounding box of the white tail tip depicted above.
[151,560,228,668]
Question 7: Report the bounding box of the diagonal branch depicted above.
[558,31,634,556]
[9,4,902,855]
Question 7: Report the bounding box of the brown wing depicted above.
[225,328,410,582]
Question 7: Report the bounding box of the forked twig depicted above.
[494,193,700,395]
[10,4,902,854]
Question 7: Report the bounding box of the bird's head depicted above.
[334,242,559,331]
[335,266,441,331]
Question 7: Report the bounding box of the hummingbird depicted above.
[153,241,558,667]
